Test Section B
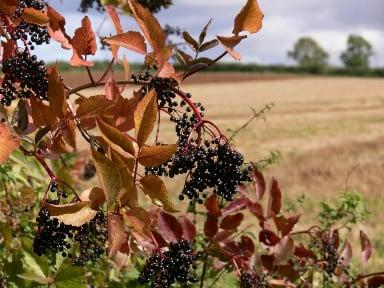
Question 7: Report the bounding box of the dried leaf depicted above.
[259,229,280,246]
[252,168,266,200]
[140,175,178,213]
[119,169,137,208]
[274,215,300,236]
[0,123,20,164]
[220,213,244,231]
[122,55,131,80]
[134,89,157,147]
[48,66,66,118]
[199,39,219,52]
[360,230,373,265]
[127,0,166,51]
[97,119,135,156]
[217,35,247,61]
[47,6,71,49]
[233,0,264,35]
[222,197,251,216]
[157,210,183,242]
[23,7,49,25]
[108,215,127,258]
[105,32,147,55]
[199,19,212,45]
[92,148,122,208]
[274,235,294,265]
[0,0,17,15]
[138,144,177,167]
[46,201,97,227]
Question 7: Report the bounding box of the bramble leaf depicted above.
[138,144,177,167]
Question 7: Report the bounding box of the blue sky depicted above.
[37,0,384,67]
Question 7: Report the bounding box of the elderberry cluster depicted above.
[33,208,107,265]
[323,241,338,275]
[138,239,198,288]
[78,0,104,13]
[240,272,266,288]
[0,50,48,106]
[12,0,50,47]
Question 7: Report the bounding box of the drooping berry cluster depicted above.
[0,50,48,106]
[33,208,75,257]
[322,241,338,275]
[240,272,266,288]
[33,208,107,265]
[73,212,107,265]
[138,239,198,288]
[12,0,50,47]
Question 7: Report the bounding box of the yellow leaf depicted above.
[233,0,264,35]
[22,7,49,25]
[105,31,147,55]
[92,148,122,209]
[127,0,166,51]
[134,89,158,147]
[108,215,126,258]
[140,175,178,213]
[46,201,97,227]
[138,144,177,167]
[48,66,66,118]
[217,35,247,61]
[0,123,20,164]
[97,119,135,156]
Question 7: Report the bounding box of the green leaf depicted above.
[18,250,49,284]
[54,260,86,288]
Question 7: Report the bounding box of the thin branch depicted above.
[97,59,115,83]
[85,66,96,85]
[183,51,228,80]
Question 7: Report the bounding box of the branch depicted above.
[183,51,228,80]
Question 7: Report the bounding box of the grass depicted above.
[78,75,384,273]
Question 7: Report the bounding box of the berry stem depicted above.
[169,86,203,123]
[34,149,56,180]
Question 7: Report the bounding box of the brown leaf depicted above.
[0,0,17,15]
[108,215,127,258]
[294,244,317,259]
[274,235,294,265]
[140,175,178,213]
[217,35,247,61]
[157,210,183,242]
[134,89,157,147]
[47,6,71,49]
[112,94,138,132]
[268,178,282,216]
[127,0,166,51]
[183,31,199,51]
[252,167,266,200]
[259,229,280,246]
[240,235,255,257]
[204,215,218,239]
[339,239,352,267]
[105,32,147,55]
[48,66,66,118]
[70,16,97,66]
[138,144,177,167]
[92,148,122,208]
[104,76,121,101]
[46,201,97,227]
[119,169,138,208]
[105,5,123,34]
[220,213,244,230]
[233,0,264,35]
[199,39,219,52]
[62,119,76,150]
[205,195,222,217]
[274,215,300,236]
[30,96,58,128]
[22,7,49,25]
[122,55,131,81]
[76,95,115,117]
[145,45,173,73]
[79,187,106,210]
[368,276,384,288]
[180,215,196,242]
[110,147,135,171]
[0,123,20,164]
[360,230,373,265]
[97,119,135,156]
[124,207,153,238]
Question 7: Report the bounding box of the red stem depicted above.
[169,86,203,123]
[34,150,56,180]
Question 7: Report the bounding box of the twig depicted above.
[85,66,96,85]
[183,51,228,80]
[98,59,115,83]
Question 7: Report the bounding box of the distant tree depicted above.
[340,35,373,69]
[288,37,329,71]
[79,0,172,13]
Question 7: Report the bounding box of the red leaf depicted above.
[339,239,352,267]
[252,167,266,200]
[179,215,196,242]
[246,201,264,222]
[204,215,218,239]
[268,178,282,216]
[47,6,71,49]
[70,16,97,66]
[205,195,222,217]
[104,32,147,55]
[239,236,254,257]
[368,276,384,288]
[259,229,280,246]
[222,197,251,216]
[108,215,127,258]
[106,5,123,34]
[294,244,317,260]
[157,210,183,242]
[220,213,244,231]
[360,230,373,265]
[273,215,300,236]
[260,254,274,271]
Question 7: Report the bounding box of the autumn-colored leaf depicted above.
[140,175,178,213]
[127,0,166,51]
[233,0,264,35]
[183,31,199,51]
[22,7,49,25]
[199,39,219,52]
[157,210,183,242]
[108,215,127,258]
[97,119,135,156]
[0,123,20,164]
[240,236,255,257]
[110,147,135,171]
[134,89,157,147]
[268,178,282,216]
[62,119,77,150]
[252,167,266,200]
[105,32,147,55]
[47,6,71,49]
[119,169,137,208]
[274,235,294,265]
[92,148,122,208]
[79,187,106,210]
[180,215,196,242]
[30,96,58,128]
[0,0,17,15]
[105,5,123,34]
[294,244,317,259]
[205,195,222,217]
[70,16,97,66]
[46,201,97,227]
[339,239,352,266]
[360,230,373,265]
[104,76,121,101]
[204,215,218,239]
[145,45,173,73]
[122,55,131,80]
[76,95,115,117]
[124,207,153,238]
[368,276,384,288]
[220,213,244,231]
[138,144,177,167]
[222,197,251,216]
[274,215,300,236]
[48,66,66,118]
[259,229,280,246]
[199,19,212,45]
[112,93,139,132]
[217,35,247,61]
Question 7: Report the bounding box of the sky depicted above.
[36,0,384,67]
